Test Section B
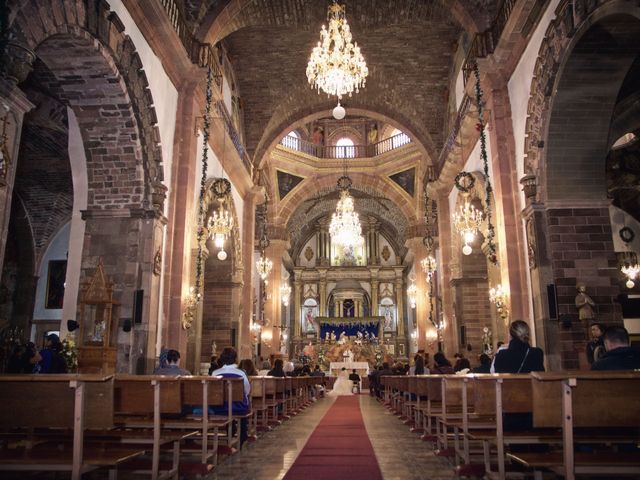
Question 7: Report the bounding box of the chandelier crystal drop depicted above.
[453,197,483,256]
[208,201,233,261]
[622,262,640,289]
[329,188,364,249]
[306,2,368,100]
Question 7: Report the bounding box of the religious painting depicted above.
[45,260,67,309]
[277,170,304,200]
[389,167,416,197]
[302,299,319,333]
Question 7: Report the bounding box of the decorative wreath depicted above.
[454,171,475,193]
[212,177,232,198]
[619,226,635,244]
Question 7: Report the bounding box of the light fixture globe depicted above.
[217,249,227,261]
[332,102,346,120]
[626,279,635,289]
[462,244,472,256]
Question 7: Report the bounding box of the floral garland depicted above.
[194,66,214,299]
[61,333,78,372]
[473,62,498,266]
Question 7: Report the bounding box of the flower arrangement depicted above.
[61,333,78,372]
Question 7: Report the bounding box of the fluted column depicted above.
[370,271,379,317]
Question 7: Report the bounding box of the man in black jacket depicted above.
[592,326,640,371]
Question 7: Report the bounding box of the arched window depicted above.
[390,128,410,148]
[282,131,300,150]
[336,137,355,158]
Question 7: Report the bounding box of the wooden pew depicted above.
[0,374,146,480]
[509,371,640,480]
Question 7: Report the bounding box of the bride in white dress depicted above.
[327,368,354,396]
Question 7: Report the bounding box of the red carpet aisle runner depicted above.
[283,396,383,480]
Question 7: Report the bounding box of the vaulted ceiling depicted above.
[182,1,501,165]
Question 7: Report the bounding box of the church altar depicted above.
[329,361,370,376]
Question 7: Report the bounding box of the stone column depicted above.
[484,81,531,326]
[405,237,430,352]
[436,191,457,355]
[80,209,165,373]
[394,270,405,339]
[370,270,379,317]
[238,188,260,359]
[293,277,302,338]
[262,239,287,357]
[161,76,201,365]
[0,79,34,276]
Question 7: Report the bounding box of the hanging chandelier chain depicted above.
[473,62,498,265]
[194,65,214,299]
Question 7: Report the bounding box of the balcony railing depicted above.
[215,101,252,176]
[279,132,412,159]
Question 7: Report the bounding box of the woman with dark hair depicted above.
[413,353,425,375]
[268,358,286,377]
[432,352,454,374]
[238,359,258,376]
[493,320,544,374]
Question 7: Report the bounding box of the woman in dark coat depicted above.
[493,320,544,374]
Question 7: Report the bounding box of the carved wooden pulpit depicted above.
[76,259,119,374]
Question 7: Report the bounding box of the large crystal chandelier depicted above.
[329,175,364,249]
[453,173,483,256]
[307,2,368,118]
[622,261,639,289]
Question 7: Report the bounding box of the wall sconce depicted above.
[410,329,418,347]
[489,284,509,320]
[280,282,291,306]
[181,286,201,330]
[426,328,438,347]
[407,282,418,309]
[420,255,437,282]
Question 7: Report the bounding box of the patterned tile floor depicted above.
[209,395,456,480]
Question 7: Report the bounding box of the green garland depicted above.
[473,62,498,266]
[194,66,214,299]
[454,171,475,193]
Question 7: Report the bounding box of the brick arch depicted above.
[276,171,417,228]
[9,0,165,212]
[523,0,640,203]
[198,0,481,45]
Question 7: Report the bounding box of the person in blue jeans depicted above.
[210,347,251,446]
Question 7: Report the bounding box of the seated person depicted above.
[154,349,190,375]
[210,347,251,446]
[348,369,361,393]
[592,326,640,370]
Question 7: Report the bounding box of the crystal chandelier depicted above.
[421,255,437,282]
[208,191,233,261]
[256,255,273,282]
[329,176,364,249]
[453,197,483,256]
[407,282,418,309]
[622,262,640,289]
[307,2,368,118]
[280,283,292,306]
[255,201,272,282]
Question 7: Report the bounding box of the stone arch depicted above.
[523,0,640,203]
[277,172,418,229]
[8,0,165,212]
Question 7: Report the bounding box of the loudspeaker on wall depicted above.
[133,290,144,324]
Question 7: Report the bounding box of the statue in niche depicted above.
[575,283,596,321]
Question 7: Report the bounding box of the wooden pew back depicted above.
[0,374,113,430]
[114,375,182,415]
